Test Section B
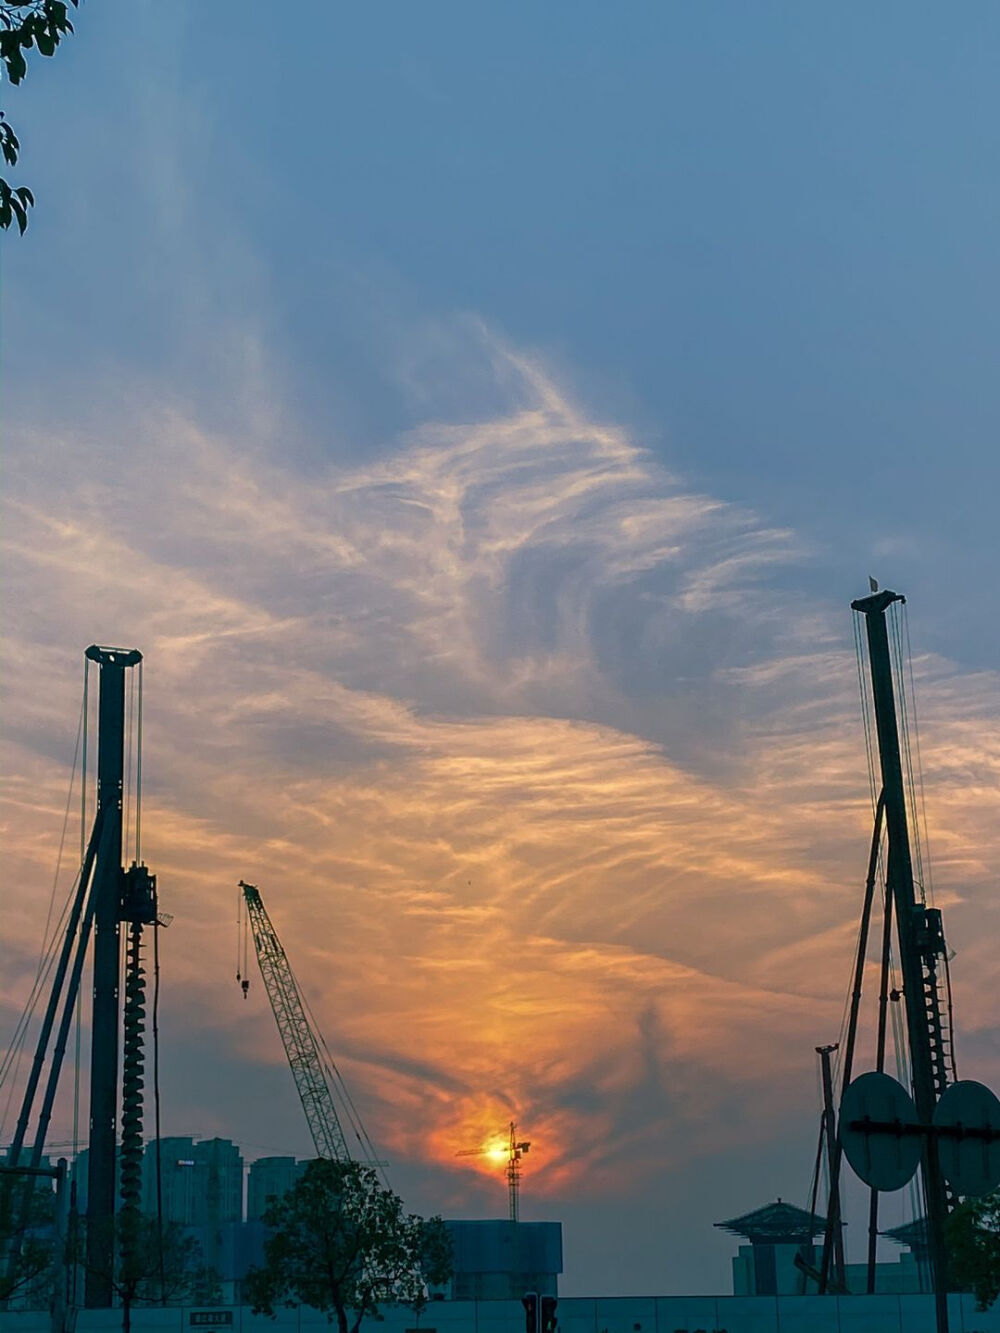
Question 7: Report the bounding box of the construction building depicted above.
[140,1137,244,1228]
[246,1156,307,1221]
[716,1199,926,1297]
[442,1220,562,1300]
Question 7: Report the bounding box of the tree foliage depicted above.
[1,0,79,233]
[947,1190,1000,1310]
[246,1160,453,1333]
[76,1212,222,1326]
[0,1175,56,1306]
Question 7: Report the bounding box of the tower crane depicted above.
[456,1120,531,1222]
[236,881,385,1179]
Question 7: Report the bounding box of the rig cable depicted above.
[38,694,86,978]
[136,661,143,864]
[1,682,88,1108]
[889,602,925,900]
[853,612,879,814]
[81,657,88,863]
[124,666,135,867]
[902,604,935,903]
[300,988,388,1184]
[76,657,89,1159]
[153,891,165,1302]
[942,943,958,1082]
[0,838,89,1122]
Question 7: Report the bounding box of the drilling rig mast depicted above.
[850,592,952,1307]
[2,646,159,1309]
[825,589,984,1333]
[237,881,384,1175]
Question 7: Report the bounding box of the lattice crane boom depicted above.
[238,880,351,1162]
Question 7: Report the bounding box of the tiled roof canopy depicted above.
[714,1200,827,1244]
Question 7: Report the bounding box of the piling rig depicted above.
[3,647,160,1308]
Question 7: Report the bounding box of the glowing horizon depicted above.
[3,342,998,1231]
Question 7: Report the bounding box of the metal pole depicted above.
[84,645,141,1307]
[817,1045,846,1292]
[851,592,950,1333]
[819,796,886,1294]
[50,1160,68,1333]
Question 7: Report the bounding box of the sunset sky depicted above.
[2,2,999,1298]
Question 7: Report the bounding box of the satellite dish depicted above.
[840,1072,922,1191]
[933,1081,1000,1197]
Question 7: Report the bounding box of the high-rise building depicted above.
[196,1138,244,1228]
[142,1137,244,1226]
[247,1156,306,1220]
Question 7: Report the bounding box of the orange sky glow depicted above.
[2,341,998,1285]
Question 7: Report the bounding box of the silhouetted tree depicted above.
[75,1214,221,1333]
[947,1190,1000,1310]
[0,1174,56,1306]
[1,1,80,233]
[246,1160,452,1333]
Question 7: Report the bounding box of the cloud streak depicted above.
[2,329,998,1243]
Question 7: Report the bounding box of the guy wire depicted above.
[0,673,88,1121]
[853,612,878,813]
[943,944,958,1081]
[903,603,935,902]
[124,666,135,866]
[136,661,143,864]
[81,657,89,863]
[39,692,85,988]
[890,603,926,900]
[0,873,80,1093]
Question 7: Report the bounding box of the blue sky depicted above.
[2,1,999,1298]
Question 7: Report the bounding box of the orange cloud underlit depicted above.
[2,337,998,1215]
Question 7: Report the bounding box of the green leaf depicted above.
[0,118,19,168]
[6,46,26,82]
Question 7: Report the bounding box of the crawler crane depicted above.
[237,881,385,1178]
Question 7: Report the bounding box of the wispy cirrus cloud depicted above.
[2,328,997,1230]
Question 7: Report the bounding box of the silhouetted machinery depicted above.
[817,591,1000,1333]
[237,880,385,1175]
[3,646,162,1308]
[457,1120,532,1222]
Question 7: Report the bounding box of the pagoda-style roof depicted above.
[882,1219,928,1253]
[714,1200,827,1244]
